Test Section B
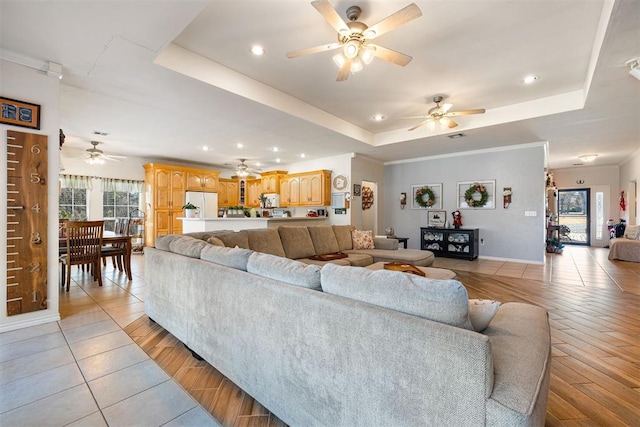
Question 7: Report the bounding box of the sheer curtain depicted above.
[59,174,93,189]
[101,178,143,193]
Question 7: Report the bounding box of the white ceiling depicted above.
[1,0,639,172]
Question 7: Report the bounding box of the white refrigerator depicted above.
[185,191,218,218]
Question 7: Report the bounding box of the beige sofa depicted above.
[184,225,434,267]
[145,235,551,426]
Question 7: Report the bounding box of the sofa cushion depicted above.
[200,245,253,271]
[298,257,352,267]
[216,231,250,249]
[321,263,473,330]
[624,225,640,240]
[332,225,354,251]
[206,236,225,247]
[307,226,340,255]
[155,234,182,251]
[247,252,321,290]
[345,253,374,267]
[246,229,287,257]
[167,235,209,258]
[469,299,501,332]
[352,229,375,249]
[278,227,317,259]
[346,248,434,267]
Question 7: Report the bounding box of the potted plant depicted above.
[546,237,565,254]
[259,193,268,208]
[182,202,198,218]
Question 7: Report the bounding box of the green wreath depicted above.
[415,186,436,208]
[465,183,489,208]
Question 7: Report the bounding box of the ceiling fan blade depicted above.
[311,0,349,34]
[441,103,453,113]
[370,44,412,66]
[409,119,430,131]
[447,108,486,117]
[105,155,127,159]
[286,42,342,59]
[399,116,429,120]
[365,3,422,39]
[103,156,123,162]
[336,58,351,81]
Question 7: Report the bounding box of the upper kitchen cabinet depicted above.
[186,170,219,192]
[260,170,288,194]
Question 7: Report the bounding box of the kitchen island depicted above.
[178,217,329,233]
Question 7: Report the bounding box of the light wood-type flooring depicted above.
[123,246,640,426]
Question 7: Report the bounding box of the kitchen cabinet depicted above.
[246,178,262,207]
[260,170,287,194]
[280,176,300,206]
[279,170,331,207]
[218,179,239,207]
[186,171,219,192]
[420,228,479,260]
[144,164,185,247]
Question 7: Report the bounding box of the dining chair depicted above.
[101,218,129,272]
[60,220,104,292]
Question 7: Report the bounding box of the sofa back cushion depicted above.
[156,235,209,258]
[332,225,355,251]
[247,252,321,290]
[246,229,287,257]
[320,263,473,330]
[216,231,250,249]
[278,227,317,259]
[624,225,640,240]
[307,226,340,255]
[201,245,253,271]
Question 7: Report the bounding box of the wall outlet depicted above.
[480,238,485,245]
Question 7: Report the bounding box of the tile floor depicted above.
[0,256,220,426]
[2,245,637,426]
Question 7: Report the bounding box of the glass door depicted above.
[557,188,590,245]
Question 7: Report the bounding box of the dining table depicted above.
[59,230,133,281]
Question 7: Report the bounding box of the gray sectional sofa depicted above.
[145,232,551,427]
[184,224,434,267]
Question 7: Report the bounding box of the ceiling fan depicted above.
[287,1,422,81]
[405,96,486,131]
[84,141,127,165]
[235,159,261,177]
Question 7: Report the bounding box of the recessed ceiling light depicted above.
[251,45,265,56]
[255,162,261,167]
[372,114,386,121]
[236,143,243,148]
[578,154,598,162]
[275,158,281,163]
[272,147,279,152]
[521,75,539,84]
[201,145,210,151]
[300,153,306,158]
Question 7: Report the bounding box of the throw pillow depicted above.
[468,299,501,332]
[320,263,473,330]
[623,225,640,240]
[351,229,375,250]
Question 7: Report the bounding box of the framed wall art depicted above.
[1,97,41,130]
[353,183,361,197]
[411,183,443,209]
[427,210,447,228]
[457,180,496,209]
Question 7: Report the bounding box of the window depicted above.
[103,190,140,231]
[59,188,87,220]
[595,192,604,240]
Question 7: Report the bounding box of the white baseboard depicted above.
[477,255,545,265]
[0,314,61,333]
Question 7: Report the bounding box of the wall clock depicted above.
[333,175,347,191]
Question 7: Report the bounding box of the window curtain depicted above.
[101,178,144,193]
[59,174,93,190]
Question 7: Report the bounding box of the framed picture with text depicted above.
[0,97,41,130]
[353,183,361,197]
[427,210,447,228]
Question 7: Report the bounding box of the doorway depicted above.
[361,180,378,233]
[557,188,590,245]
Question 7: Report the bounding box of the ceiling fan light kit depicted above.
[625,57,640,81]
[405,96,486,131]
[287,1,422,81]
[84,140,127,165]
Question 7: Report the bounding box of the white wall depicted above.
[619,148,639,225]
[1,60,61,332]
[384,143,546,263]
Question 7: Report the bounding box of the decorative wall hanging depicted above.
[411,183,442,209]
[1,97,41,129]
[332,175,348,191]
[362,186,374,210]
[400,192,407,209]
[353,183,361,197]
[503,187,512,209]
[457,180,495,209]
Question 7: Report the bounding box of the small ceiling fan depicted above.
[235,159,261,177]
[405,96,486,131]
[287,1,422,81]
[84,141,127,165]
